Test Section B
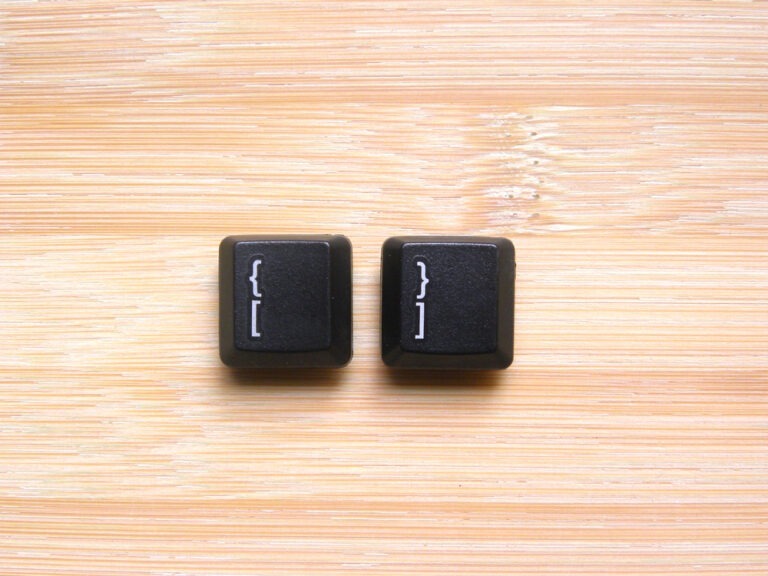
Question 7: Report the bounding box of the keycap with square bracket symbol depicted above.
[381,236,515,369]
[219,235,352,368]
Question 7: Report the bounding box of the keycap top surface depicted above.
[233,240,331,353]
[399,242,498,354]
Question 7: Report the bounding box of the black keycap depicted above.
[219,235,352,368]
[381,236,515,369]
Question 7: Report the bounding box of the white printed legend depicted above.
[249,258,263,338]
[414,260,429,340]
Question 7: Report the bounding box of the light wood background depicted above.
[2,1,767,574]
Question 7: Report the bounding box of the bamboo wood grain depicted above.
[1,1,767,574]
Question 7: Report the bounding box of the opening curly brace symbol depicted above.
[415,260,429,340]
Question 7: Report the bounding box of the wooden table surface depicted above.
[2,2,767,574]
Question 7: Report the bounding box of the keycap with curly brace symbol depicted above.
[219,235,352,368]
[381,236,515,370]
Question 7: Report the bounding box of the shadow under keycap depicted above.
[223,366,343,388]
[382,367,504,389]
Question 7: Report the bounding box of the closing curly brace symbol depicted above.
[414,259,429,340]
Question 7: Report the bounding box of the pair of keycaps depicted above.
[219,235,515,370]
